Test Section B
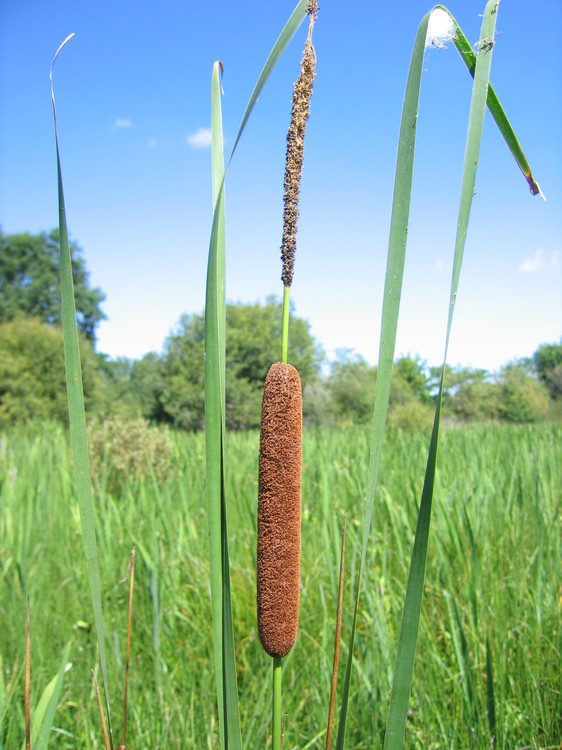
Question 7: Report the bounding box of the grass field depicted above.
[0,422,560,748]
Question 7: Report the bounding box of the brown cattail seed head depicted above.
[257,362,302,658]
[280,8,317,288]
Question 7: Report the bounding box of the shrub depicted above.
[497,363,549,423]
[387,398,434,431]
[0,317,98,427]
[88,414,175,492]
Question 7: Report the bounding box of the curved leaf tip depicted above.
[50,33,75,120]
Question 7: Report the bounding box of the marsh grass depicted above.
[0,423,560,747]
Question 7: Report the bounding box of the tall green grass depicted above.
[0,424,560,747]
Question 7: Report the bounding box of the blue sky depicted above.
[1,0,560,372]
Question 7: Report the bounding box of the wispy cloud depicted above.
[186,127,212,149]
[518,249,559,273]
[146,137,159,148]
[519,249,545,272]
[113,117,133,129]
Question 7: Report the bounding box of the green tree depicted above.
[0,229,105,342]
[449,368,500,422]
[130,353,169,422]
[381,357,432,429]
[497,362,549,423]
[160,314,205,430]
[323,353,432,428]
[0,318,99,426]
[533,340,562,398]
[159,300,321,430]
[327,354,376,425]
[394,356,430,403]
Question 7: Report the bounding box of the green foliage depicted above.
[497,362,550,423]
[1,424,560,748]
[450,369,500,423]
[327,356,376,425]
[87,414,175,493]
[533,339,562,398]
[130,353,170,421]
[3,312,557,430]
[387,358,434,430]
[302,377,332,425]
[96,352,170,422]
[0,318,98,427]
[159,300,321,430]
[0,230,105,342]
[393,356,430,403]
[387,398,433,431]
[319,355,432,428]
[226,298,319,391]
[94,355,139,415]
[159,312,206,430]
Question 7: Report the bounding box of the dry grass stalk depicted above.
[92,669,112,750]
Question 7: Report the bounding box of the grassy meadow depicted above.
[1,421,560,748]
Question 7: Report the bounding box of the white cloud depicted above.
[187,127,212,149]
[518,249,559,273]
[519,249,545,272]
[114,117,133,129]
[147,137,159,148]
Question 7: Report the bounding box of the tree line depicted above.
[1,230,561,429]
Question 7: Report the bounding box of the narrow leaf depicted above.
[336,11,432,748]
[205,58,242,750]
[383,3,501,748]
[326,515,346,750]
[27,644,71,750]
[485,637,497,744]
[436,4,544,197]
[50,35,113,748]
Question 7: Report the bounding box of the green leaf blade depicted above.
[436,3,543,196]
[50,36,114,749]
[384,3,501,748]
[335,10,433,748]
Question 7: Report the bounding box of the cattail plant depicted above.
[256,2,317,747]
[204,2,316,745]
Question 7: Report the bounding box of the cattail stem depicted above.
[281,285,291,364]
[272,657,283,750]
